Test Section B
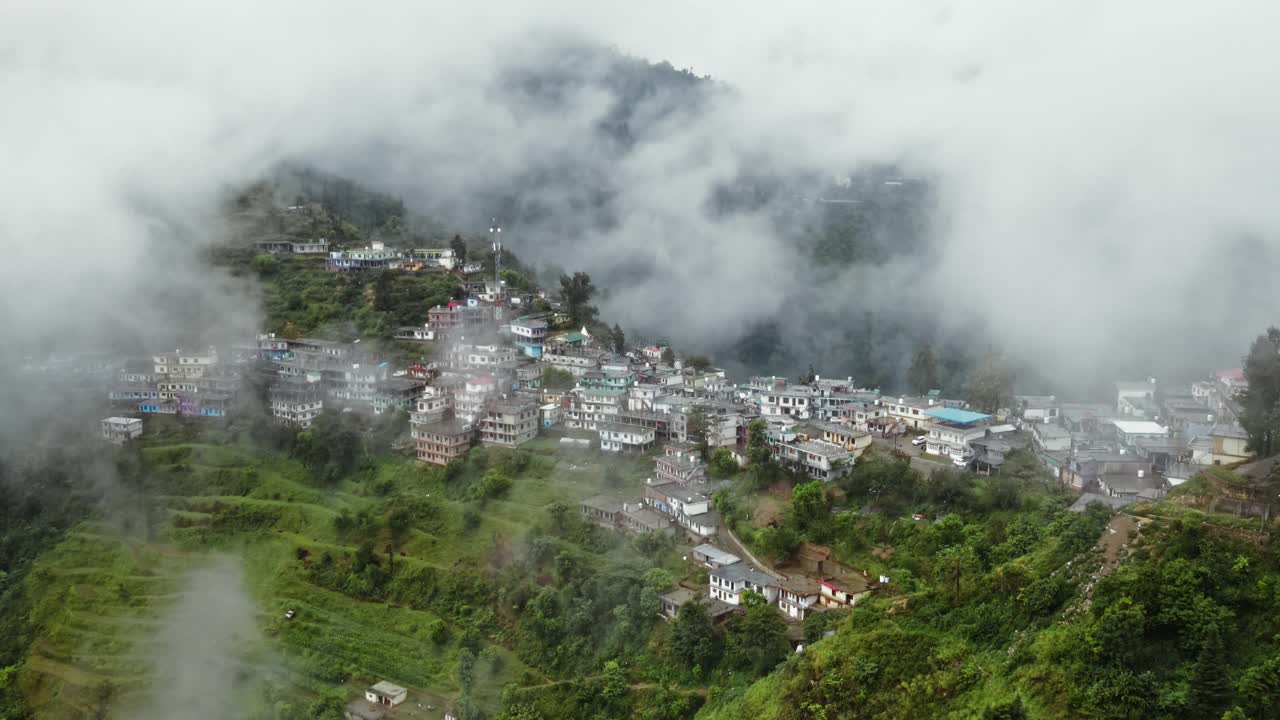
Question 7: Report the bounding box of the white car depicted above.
[952,454,972,467]
[911,435,927,447]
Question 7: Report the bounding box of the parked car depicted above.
[284,609,296,620]
[911,435,927,447]
[952,454,972,467]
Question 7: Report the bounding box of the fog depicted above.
[5,0,1280,395]
[124,557,261,720]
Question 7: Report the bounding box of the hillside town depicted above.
[85,242,1260,641]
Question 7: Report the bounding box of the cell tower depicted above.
[489,217,503,320]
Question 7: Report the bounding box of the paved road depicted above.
[722,523,785,579]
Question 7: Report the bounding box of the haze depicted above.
[4,0,1279,388]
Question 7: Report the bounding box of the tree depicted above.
[747,419,771,466]
[1188,633,1232,719]
[685,405,712,460]
[668,600,720,670]
[1241,327,1280,456]
[686,355,713,372]
[965,353,1014,413]
[451,235,467,266]
[724,592,789,676]
[1086,596,1146,664]
[610,324,626,355]
[708,447,739,478]
[542,367,575,390]
[982,698,1027,720]
[799,364,817,385]
[661,347,675,365]
[559,272,598,327]
[908,345,939,396]
[791,481,830,533]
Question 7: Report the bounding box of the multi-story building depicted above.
[479,399,539,448]
[414,420,474,466]
[597,423,656,453]
[410,387,451,427]
[758,384,817,419]
[326,241,403,271]
[514,363,543,390]
[509,317,549,356]
[101,417,143,444]
[428,302,491,331]
[542,347,601,378]
[565,387,626,429]
[269,376,324,427]
[773,438,855,481]
[255,239,329,255]
[153,347,218,379]
[923,408,992,459]
[770,577,822,620]
[372,377,427,415]
[455,376,499,421]
[655,450,706,485]
[709,564,778,605]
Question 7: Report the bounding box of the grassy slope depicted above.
[17,435,662,718]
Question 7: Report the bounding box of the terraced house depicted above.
[479,398,539,447]
[414,420,474,466]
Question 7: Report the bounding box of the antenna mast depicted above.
[489,217,503,320]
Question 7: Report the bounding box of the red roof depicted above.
[472,375,496,384]
[1216,368,1245,380]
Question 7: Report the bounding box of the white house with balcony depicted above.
[922,407,992,460]
[598,423,656,453]
[708,563,779,605]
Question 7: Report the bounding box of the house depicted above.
[514,363,544,390]
[969,437,1013,475]
[922,408,992,460]
[621,505,674,534]
[256,238,329,255]
[771,576,823,620]
[691,543,741,569]
[364,681,406,707]
[539,403,561,429]
[1031,423,1072,452]
[758,385,817,419]
[455,376,499,420]
[818,575,874,609]
[371,377,425,415]
[410,387,451,426]
[811,421,873,457]
[709,563,779,605]
[327,241,402,271]
[101,417,143,444]
[655,452,707,485]
[394,325,436,342]
[542,347,601,377]
[269,376,324,427]
[880,396,937,431]
[658,587,737,622]
[598,423,656,453]
[153,347,219,379]
[1016,395,1060,423]
[683,510,720,538]
[1209,423,1252,465]
[773,438,855,481]
[644,481,710,519]
[581,495,624,528]
[427,301,491,331]
[414,420,474,466]
[1111,420,1169,448]
[509,316,549,354]
[1063,453,1150,492]
[1115,379,1157,414]
[479,398,539,447]
[1097,466,1163,499]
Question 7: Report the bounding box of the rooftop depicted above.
[692,543,740,566]
[581,495,624,513]
[793,439,853,458]
[925,407,991,425]
[712,562,775,586]
[771,576,822,595]
[368,681,407,697]
[1111,420,1169,435]
[1211,423,1249,440]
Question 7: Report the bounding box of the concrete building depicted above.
[269,376,324,427]
[364,681,407,708]
[101,417,143,444]
[923,407,992,460]
[327,241,402,271]
[428,301,492,331]
[709,563,778,605]
[479,398,539,448]
[774,438,855,481]
[771,576,822,620]
[597,423,657,453]
[414,420,473,466]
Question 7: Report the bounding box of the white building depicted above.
[759,385,817,419]
[153,347,218,379]
[597,423,656,453]
[708,563,779,605]
[364,681,407,708]
[101,417,143,444]
[774,439,854,481]
[771,577,822,620]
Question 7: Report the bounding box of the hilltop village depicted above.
[95,231,1258,649]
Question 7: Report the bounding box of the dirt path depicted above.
[1099,513,1144,575]
[723,524,784,579]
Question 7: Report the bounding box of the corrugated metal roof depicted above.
[925,407,991,425]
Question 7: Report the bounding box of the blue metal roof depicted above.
[925,407,991,425]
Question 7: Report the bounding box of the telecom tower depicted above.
[489,218,503,320]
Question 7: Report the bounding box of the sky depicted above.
[4,0,1280,389]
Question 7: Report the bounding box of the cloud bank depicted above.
[4,0,1280,392]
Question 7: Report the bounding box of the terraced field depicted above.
[16,436,661,718]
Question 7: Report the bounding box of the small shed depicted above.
[365,681,407,707]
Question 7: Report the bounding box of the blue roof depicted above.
[925,407,991,425]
